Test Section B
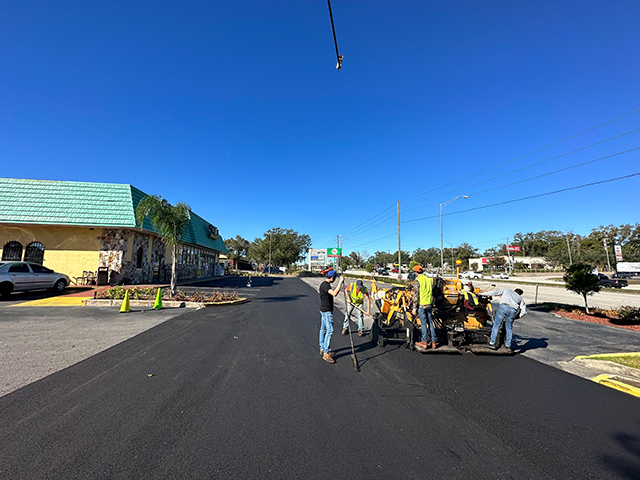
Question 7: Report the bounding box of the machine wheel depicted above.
[52,280,66,293]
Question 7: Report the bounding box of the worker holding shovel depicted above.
[318,269,344,364]
[343,279,371,337]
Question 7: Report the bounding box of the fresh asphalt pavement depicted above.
[1,277,640,479]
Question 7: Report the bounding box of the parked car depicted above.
[377,268,390,276]
[263,266,282,274]
[0,262,70,298]
[461,271,484,279]
[597,273,628,289]
[490,273,510,279]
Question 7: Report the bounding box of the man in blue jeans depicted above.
[411,265,437,350]
[318,269,344,364]
[481,288,526,352]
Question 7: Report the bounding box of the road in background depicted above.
[2,277,639,479]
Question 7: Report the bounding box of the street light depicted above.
[440,195,468,274]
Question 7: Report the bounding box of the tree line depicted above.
[225,223,640,272]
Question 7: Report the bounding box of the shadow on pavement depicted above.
[516,336,549,353]
[602,422,640,478]
[255,294,309,303]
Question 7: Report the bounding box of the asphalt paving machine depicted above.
[370,277,508,354]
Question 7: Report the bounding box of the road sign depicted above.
[614,245,623,262]
[327,248,342,257]
[507,246,521,252]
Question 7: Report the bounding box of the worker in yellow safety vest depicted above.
[462,282,480,310]
[411,265,437,349]
[343,279,371,337]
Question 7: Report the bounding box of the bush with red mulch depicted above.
[550,305,640,332]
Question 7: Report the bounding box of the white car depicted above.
[461,271,484,279]
[490,273,510,279]
[0,262,70,298]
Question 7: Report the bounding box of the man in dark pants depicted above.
[318,269,344,364]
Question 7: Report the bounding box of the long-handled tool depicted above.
[327,0,343,70]
[342,286,360,372]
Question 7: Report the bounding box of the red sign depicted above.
[507,246,521,252]
[482,258,488,264]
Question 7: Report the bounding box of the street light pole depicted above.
[440,195,468,274]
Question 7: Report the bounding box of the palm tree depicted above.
[136,195,191,296]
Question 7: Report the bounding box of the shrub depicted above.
[617,306,640,325]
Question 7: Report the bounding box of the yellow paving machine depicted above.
[370,277,507,354]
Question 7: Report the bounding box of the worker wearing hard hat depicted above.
[344,279,371,337]
[462,282,480,310]
[411,265,438,349]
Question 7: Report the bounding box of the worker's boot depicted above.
[342,328,348,335]
[358,330,365,337]
[323,352,336,364]
[415,341,428,350]
[431,341,437,350]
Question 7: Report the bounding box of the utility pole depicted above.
[566,236,573,265]
[603,238,611,272]
[268,230,272,273]
[506,237,511,275]
[397,201,401,279]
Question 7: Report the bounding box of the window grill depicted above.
[2,241,23,261]
[23,242,45,264]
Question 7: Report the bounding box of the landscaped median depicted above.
[573,352,640,398]
[84,286,248,309]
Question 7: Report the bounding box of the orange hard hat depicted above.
[413,265,424,272]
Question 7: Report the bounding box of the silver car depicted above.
[0,262,70,298]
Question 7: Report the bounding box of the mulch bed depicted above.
[552,310,640,332]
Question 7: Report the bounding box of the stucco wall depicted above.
[0,225,101,279]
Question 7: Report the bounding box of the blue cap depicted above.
[326,269,337,278]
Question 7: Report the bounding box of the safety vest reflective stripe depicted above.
[348,284,365,304]
[417,274,433,306]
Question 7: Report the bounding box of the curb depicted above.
[575,352,640,359]
[84,298,248,309]
[591,374,640,398]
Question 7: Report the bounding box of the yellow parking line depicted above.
[11,296,93,307]
[576,352,640,359]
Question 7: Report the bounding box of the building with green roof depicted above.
[0,178,227,285]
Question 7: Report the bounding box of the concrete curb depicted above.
[562,355,640,398]
[591,374,640,398]
[84,298,248,309]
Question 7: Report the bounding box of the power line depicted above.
[403,172,640,224]
[405,146,639,213]
[401,108,640,204]
[403,127,640,212]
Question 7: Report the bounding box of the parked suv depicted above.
[461,271,484,279]
[0,262,70,298]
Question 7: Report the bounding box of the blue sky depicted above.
[2,1,639,258]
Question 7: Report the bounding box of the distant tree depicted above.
[365,263,374,273]
[470,262,479,271]
[225,235,250,269]
[412,247,440,267]
[487,256,506,270]
[371,251,394,267]
[254,228,312,268]
[136,195,191,296]
[563,263,601,314]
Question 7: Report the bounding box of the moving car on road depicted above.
[461,271,484,279]
[597,273,628,289]
[490,273,510,279]
[0,262,70,298]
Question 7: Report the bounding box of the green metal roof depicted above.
[0,178,227,254]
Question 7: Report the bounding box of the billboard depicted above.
[327,248,342,257]
[507,246,521,252]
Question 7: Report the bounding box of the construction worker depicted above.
[318,269,345,364]
[479,287,526,352]
[343,279,371,337]
[462,282,479,310]
[411,265,438,349]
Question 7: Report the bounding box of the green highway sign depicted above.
[327,247,342,257]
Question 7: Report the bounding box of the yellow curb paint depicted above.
[11,296,93,307]
[575,352,640,360]
[591,374,640,398]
